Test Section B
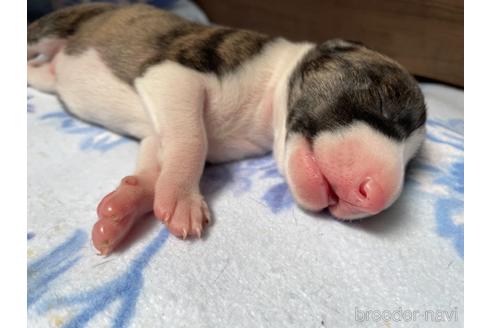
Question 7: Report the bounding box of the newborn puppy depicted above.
[27,3,426,255]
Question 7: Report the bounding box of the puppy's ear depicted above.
[318,39,365,53]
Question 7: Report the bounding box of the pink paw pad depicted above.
[97,176,147,220]
[92,175,154,255]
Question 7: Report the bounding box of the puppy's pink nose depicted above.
[358,178,373,199]
[352,177,386,213]
[328,176,389,219]
[327,177,389,219]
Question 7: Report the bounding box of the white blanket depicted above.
[27,80,464,327]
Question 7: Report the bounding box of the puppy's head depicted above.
[283,39,426,219]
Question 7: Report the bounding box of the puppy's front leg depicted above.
[136,63,211,239]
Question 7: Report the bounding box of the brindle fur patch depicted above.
[27,3,116,44]
[287,39,426,140]
[28,4,274,84]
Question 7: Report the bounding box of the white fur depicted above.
[313,122,404,167]
[134,61,208,190]
[403,126,426,164]
[54,48,152,139]
[269,42,315,173]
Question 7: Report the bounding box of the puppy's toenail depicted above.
[122,176,138,186]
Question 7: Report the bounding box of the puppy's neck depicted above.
[266,40,314,174]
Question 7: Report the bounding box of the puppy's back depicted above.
[29,4,274,85]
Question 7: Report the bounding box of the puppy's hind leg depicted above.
[27,38,66,93]
[92,136,161,255]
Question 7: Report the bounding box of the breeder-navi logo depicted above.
[355,306,459,323]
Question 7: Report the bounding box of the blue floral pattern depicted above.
[27,94,35,113]
[39,111,132,152]
[28,230,87,308]
[29,229,169,328]
[410,119,464,257]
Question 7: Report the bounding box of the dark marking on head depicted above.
[287,39,426,140]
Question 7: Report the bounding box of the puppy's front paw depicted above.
[154,192,211,239]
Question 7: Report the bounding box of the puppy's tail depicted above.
[27,3,115,92]
[28,3,115,45]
